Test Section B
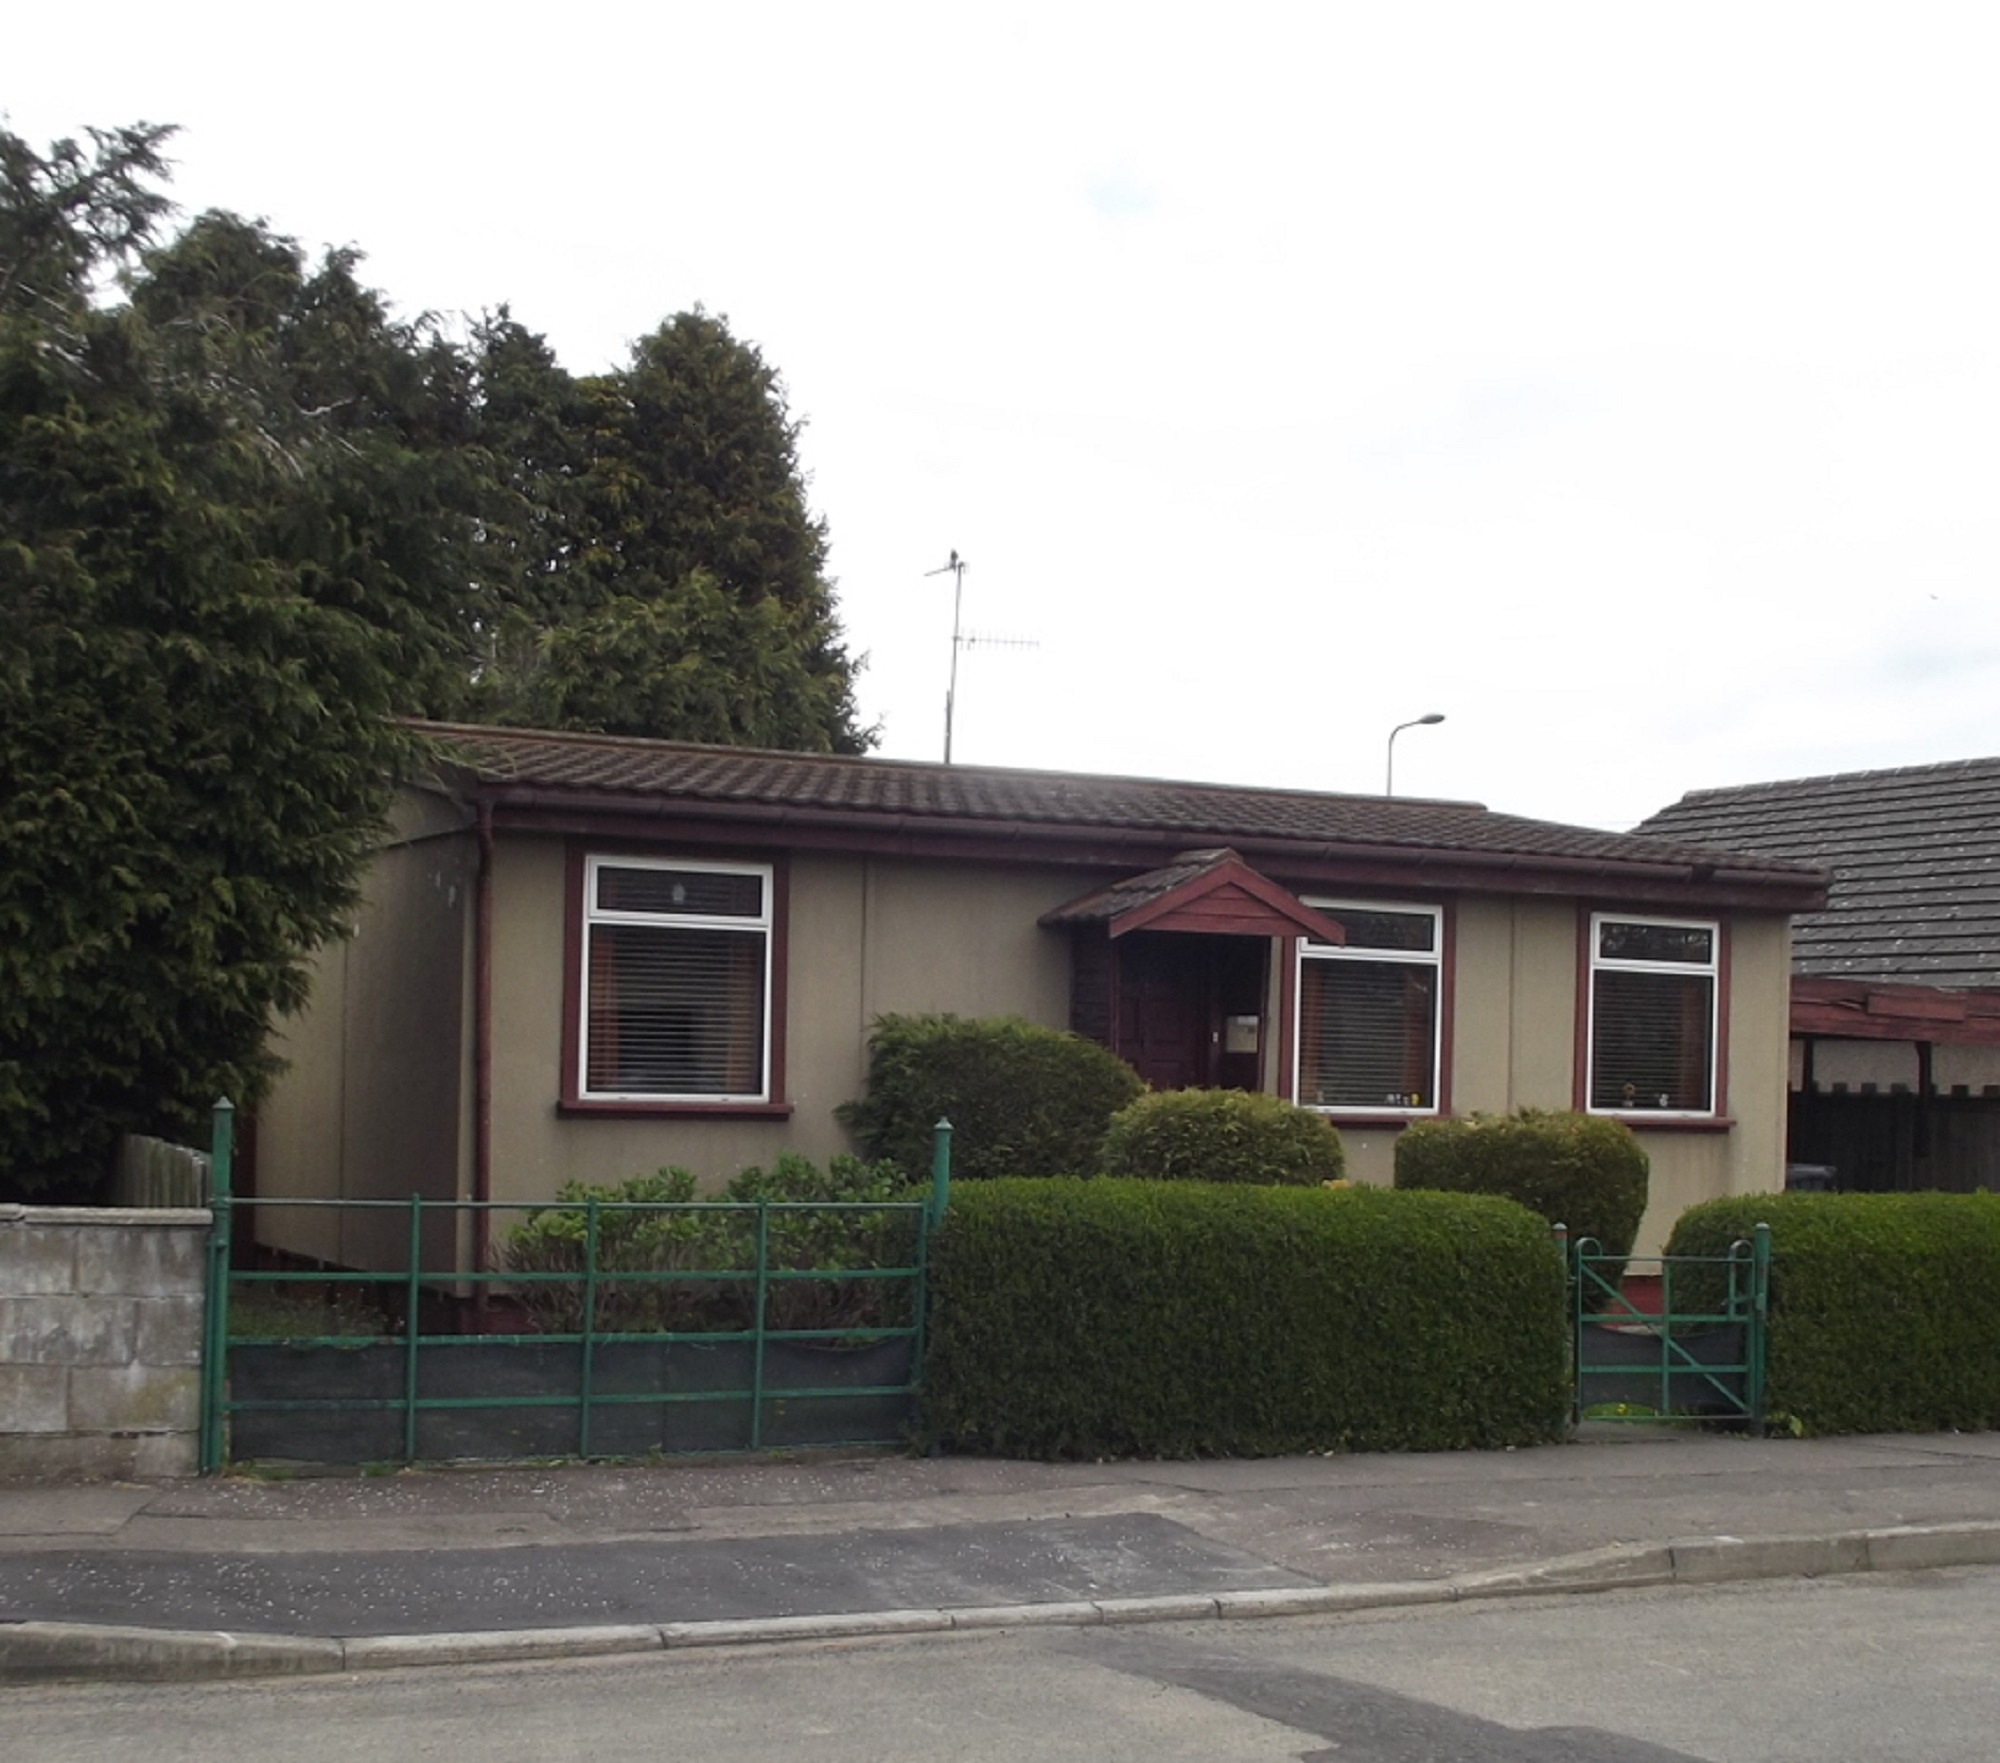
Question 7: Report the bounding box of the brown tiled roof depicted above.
[414,722,1824,903]
[1634,757,2000,987]
[1039,850,1241,925]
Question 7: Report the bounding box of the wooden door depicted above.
[1114,933,1268,1092]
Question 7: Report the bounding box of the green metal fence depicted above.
[197,1105,953,1473]
[1563,1223,1769,1432]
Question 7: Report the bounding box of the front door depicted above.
[1114,932,1268,1092]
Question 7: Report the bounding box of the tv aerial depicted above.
[925,550,1037,764]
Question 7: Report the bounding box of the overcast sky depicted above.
[12,4,1999,830]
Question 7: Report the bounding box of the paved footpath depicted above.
[3,1428,1999,1681]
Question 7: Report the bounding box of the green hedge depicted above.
[1395,1110,1648,1278]
[1668,1193,2000,1436]
[1099,1088,1346,1186]
[924,1179,1567,1457]
[839,1014,1143,1181]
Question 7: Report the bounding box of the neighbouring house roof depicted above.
[415,722,1827,911]
[1633,756,2000,988]
[1039,849,1350,942]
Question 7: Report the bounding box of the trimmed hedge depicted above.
[923,1179,1568,1458]
[839,1014,1143,1181]
[1668,1193,2000,1436]
[1099,1088,1346,1186]
[1395,1110,1647,1276]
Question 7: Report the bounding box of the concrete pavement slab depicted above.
[0,1484,157,1539]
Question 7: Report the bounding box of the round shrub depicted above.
[838,1013,1144,1181]
[1099,1088,1346,1186]
[1394,1109,1647,1266]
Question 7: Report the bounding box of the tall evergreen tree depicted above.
[1,124,873,1198]
[470,310,871,753]
[0,130,476,1196]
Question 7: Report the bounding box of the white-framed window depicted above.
[1587,913,1719,1116]
[578,855,773,1103]
[1295,902,1444,1114]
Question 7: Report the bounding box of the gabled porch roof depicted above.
[1038,848,1348,943]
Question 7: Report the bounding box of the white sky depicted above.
[11,3,2000,830]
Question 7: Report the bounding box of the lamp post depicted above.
[1385,713,1445,795]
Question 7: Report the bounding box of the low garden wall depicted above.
[0,1205,209,1477]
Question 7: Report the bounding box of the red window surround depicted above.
[558,843,792,1118]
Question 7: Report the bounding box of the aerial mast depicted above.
[925,550,970,763]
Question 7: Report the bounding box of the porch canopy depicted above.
[1040,849,1345,1094]
[1039,847,1346,944]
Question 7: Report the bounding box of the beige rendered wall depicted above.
[1330,901,1792,1257]
[484,839,1079,1203]
[1628,912,1791,1254]
[255,793,473,1270]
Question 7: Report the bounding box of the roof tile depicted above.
[1634,757,2000,987]
[415,722,1822,892]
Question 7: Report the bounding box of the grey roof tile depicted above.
[1634,757,2000,987]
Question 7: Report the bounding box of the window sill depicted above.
[1592,1114,1735,1133]
[557,1100,795,1120]
[1314,1114,1434,1129]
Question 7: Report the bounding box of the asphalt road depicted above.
[12,1567,2000,1763]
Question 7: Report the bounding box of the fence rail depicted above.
[198,1104,953,1472]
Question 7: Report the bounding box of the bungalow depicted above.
[250,723,1826,1268]
[1636,756,2000,1193]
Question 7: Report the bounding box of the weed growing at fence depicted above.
[228,1281,392,1342]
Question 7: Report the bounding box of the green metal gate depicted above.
[197,1105,952,1472]
[1564,1224,1770,1432]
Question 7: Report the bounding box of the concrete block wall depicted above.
[0,1206,210,1478]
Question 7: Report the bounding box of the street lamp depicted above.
[1385,713,1445,795]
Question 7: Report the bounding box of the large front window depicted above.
[1587,914,1719,1115]
[1296,903,1443,1114]
[579,856,772,1102]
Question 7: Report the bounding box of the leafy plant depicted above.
[502,1167,736,1334]
[500,1156,922,1337]
[1395,1110,1648,1282]
[839,1013,1143,1181]
[1099,1088,1346,1185]
[720,1153,921,1334]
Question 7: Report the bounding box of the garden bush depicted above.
[1395,1109,1647,1276]
[502,1154,921,1336]
[1098,1088,1345,1185]
[839,1013,1143,1181]
[722,1152,922,1333]
[923,1179,1568,1458]
[1668,1192,2000,1436]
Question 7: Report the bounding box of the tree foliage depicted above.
[0,127,469,1195]
[467,310,870,752]
[1,121,871,1198]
